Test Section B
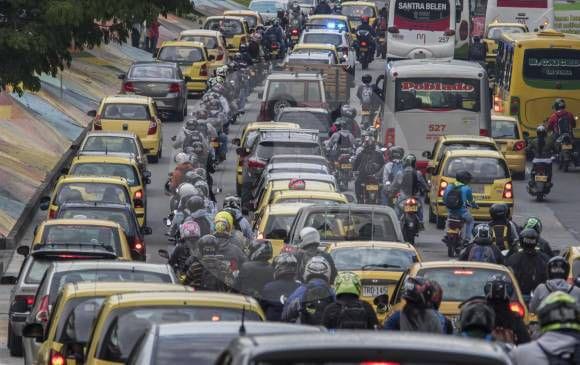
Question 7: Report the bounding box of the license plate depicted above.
[360,47,368,52]
[361,111,370,116]
[362,285,387,297]
[366,184,379,191]
[341,163,352,169]
[404,205,418,212]
[211,142,219,148]
[562,144,573,150]
[535,175,548,182]
[291,35,299,40]
[471,184,485,194]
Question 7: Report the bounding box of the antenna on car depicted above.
[239,305,246,336]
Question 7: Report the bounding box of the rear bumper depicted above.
[433,200,514,220]
[153,97,181,111]
[141,136,160,156]
[504,153,526,174]
[186,79,208,92]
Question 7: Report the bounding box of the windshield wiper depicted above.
[361,264,402,271]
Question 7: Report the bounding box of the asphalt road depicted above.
[1,57,579,363]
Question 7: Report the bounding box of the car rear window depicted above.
[158,46,204,64]
[70,163,140,187]
[277,112,330,133]
[41,225,121,255]
[303,33,342,46]
[331,247,417,271]
[205,19,244,34]
[266,81,323,103]
[56,183,130,205]
[58,208,133,235]
[57,297,106,343]
[264,214,295,239]
[492,120,520,139]
[342,4,376,17]
[82,136,139,155]
[149,335,234,365]
[102,104,150,120]
[418,268,517,302]
[129,65,175,79]
[444,157,509,183]
[256,141,322,160]
[179,35,218,48]
[25,259,53,284]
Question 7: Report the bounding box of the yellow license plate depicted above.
[211,142,219,148]
[366,184,379,191]
[291,36,299,40]
[404,205,418,212]
[448,228,461,234]
[535,175,548,182]
[341,163,352,169]
[360,47,368,52]
[562,144,573,150]
[361,111,370,116]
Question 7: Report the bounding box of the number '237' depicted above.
[428,124,446,132]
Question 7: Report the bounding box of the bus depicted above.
[380,59,491,169]
[485,0,554,31]
[494,29,580,134]
[386,0,456,60]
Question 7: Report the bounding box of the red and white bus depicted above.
[485,0,554,31]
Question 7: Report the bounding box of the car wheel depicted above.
[8,324,23,357]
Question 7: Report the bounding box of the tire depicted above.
[447,244,454,258]
[177,108,184,122]
[436,215,446,230]
[536,193,544,202]
[362,60,369,70]
[564,161,570,172]
[8,324,23,357]
[428,205,436,224]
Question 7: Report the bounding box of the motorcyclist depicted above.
[193,179,216,215]
[459,224,504,264]
[355,16,376,60]
[530,256,580,313]
[264,19,287,55]
[314,0,332,14]
[484,274,531,344]
[236,239,275,297]
[382,145,405,205]
[391,154,429,228]
[167,158,196,193]
[325,119,355,161]
[222,196,254,241]
[238,43,254,66]
[522,217,554,257]
[331,104,360,138]
[443,170,478,241]
[458,297,496,341]
[173,118,207,151]
[282,256,336,325]
[167,220,201,279]
[547,98,576,139]
[527,125,555,188]
[184,195,213,236]
[260,253,301,321]
[488,203,519,253]
[213,211,248,271]
[295,227,337,282]
[182,234,235,291]
[510,292,580,365]
[288,1,304,31]
[506,228,550,299]
[322,271,379,329]
[353,136,385,203]
[356,74,381,126]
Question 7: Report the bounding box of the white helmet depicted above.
[299,227,320,249]
[176,183,197,199]
[174,152,189,164]
[303,256,331,282]
[216,66,228,77]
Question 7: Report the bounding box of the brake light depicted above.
[57,254,85,259]
[503,182,513,199]
[133,237,144,252]
[48,208,57,219]
[453,270,474,275]
[360,41,368,47]
[50,350,65,365]
[147,118,158,135]
[93,114,102,130]
[217,52,224,61]
[510,301,525,317]
[134,189,144,208]
[122,82,135,93]
[271,42,279,49]
[14,295,35,311]
[200,63,208,77]
[513,140,525,151]
[36,295,49,322]
[438,180,448,197]
[510,96,520,116]
[248,158,266,170]
[385,127,395,146]
[291,28,299,35]
[360,362,400,365]
[444,29,456,36]
[479,128,489,137]
[405,198,417,206]
[169,83,180,93]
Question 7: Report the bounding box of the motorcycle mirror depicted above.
[158,249,170,259]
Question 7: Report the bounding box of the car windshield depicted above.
[266,80,323,102]
[41,225,121,254]
[56,183,130,205]
[264,214,295,239]
[148,335,234,365]
[59,208,133,235]
[205,19,244,34]
[179,35,218,49]
[277,111,331,132]
[57,297,106,343]
[492,120,520,139]
[102,104,150,120]
[303,34,342,46]
[129,65,175,79]
[394,0,450,31]
[302,211,398,242]
[395,78,481,112]
[437,143,497,160]
[256,142,322,160]
[342,5,376,17]
[98,307,260,363]
[250,1,281,12]
[444,157,509,184]
[158,46,204,64]
[70,163,139,187]
[487,26,526,40]
[331,247,417,271]
[25,259,53,284]
[237,15,258,27]
[82,136,139,155]
[419,268,518,302]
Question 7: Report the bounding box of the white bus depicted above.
[386,0,456,60]
[380,59,491,170]
[485,0,554,31]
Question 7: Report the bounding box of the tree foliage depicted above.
[0,0,191,94]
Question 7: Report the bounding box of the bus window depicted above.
[523,49,580,83]
[394,0,450,31]
[395,78,481,112]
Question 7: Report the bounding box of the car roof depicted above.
[48,260,171,274]
[60,282,185,298]
[130,61,178,68]
[271,180,333,191]
[39,218,122,229]
[439,135,496,143]
[288,53,333,62]
[205,15,246,21]
[224,10,261,16]
[84,131,139,138]
[297,203,396,214]
[487,21,528,28]
[266,202,313,215]
[278,107,329,114]
[102,95,151,104]
[411,260,512,271]
[342,1,377,6]
[179,29,221,36]
[258,129,319,142]
[491,115,519,123]
[310,14,348,20]
[270,154,327,162]
[246,122,301,131]
[267,72,323,81]
[327,240,417,251]
[264,172,335,184]
[155,321,323,337]
[294,43,337,51]
[57,175,130,186]
[444,149,505,159]
[388,59,485,76]
[30,245,118,259]
[303,29,345,35]
[161,40,205,48]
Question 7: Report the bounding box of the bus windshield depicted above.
[523,48,580,82]
[394,0,450,31]
[395,78,481,112]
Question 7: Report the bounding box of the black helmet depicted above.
[489,203,509,221]
[186,195,205,213]
[402,277,434,308]
[197,234,218,256]
[459,298,495,333]
[537,125,547,138]
[249,240,273,262]
[274,253,298,279]
[547,256,570,280]
[537,292,580,333]
[472,224,493,245]
[223,195,241,211]
[456,170,472,184]
[554,98,566,111]
[389,146,405,160]
[239,43,248,52]
[361,74,372,84]
[402,154,416,168]
[484,274,514,301]
[520,228,539,250]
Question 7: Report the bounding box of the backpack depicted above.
[336,301,368,329]
[538,340,580,365]
[467,244,497,264]
[492,326,516,344]
[199,256,234,291]
[558,114,573,135]
[361,86,373,105]
[300,282,334,325]
[400,167,418,196]
[444,185,463,210]
[491,224,510,250]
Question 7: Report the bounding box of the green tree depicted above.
[0,0,191,94]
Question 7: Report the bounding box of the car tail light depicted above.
[122,82,135,93]
[133,237,144,253]
[479,128,489,137]
[438,180,448,197]
[93,114,102,130]
[385,127,395,146]
[147,118,158,135]
[360,362,400,365]
[36,295,49,323]
[360,41,368,47]
[271,42,279,49]
[510,96,520,116]
[503,182,513,199]
[291,28,299,35]
[48,207,57,219]
[134,189,144,208]
[387,26,399,33]
[50,350,66,365]
[444,29,456,36]
[200,64,208,77]
[169,83,180,93]
[510,301,525,317]
[14,295,35,311]
[513,140,525,151]
[248,158,266,170]
[217,52,224,61]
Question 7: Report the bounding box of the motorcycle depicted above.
[355,30,373,70]
[558,133,580,172]
[360,175,380,204]
[334,150,353,191]
[527,158,553,201]
[359,84,375,128]
[443,214,464,257]
[400,197,420,245]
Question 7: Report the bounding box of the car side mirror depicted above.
[232,138,241,146]
[344,193,355,203]
[70,144,79,151]
[141,226,153,235]
[23,323,44,340]
[575,276,580,288]
[0,276,17,285]
[422,151,432,159]
[87,110,97,117]
[17,245,30,257]
[158,249,170,260]
[118,73,126,80]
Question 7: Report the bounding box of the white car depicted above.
[286,51,338,64]
[298,29,356,72]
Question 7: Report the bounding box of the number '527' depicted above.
[429,124,446,132]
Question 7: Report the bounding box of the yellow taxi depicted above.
[386,261,529,326]
[39,175,134,221]
[308,14,352,34]
[291,43,340,61]
[203,16,250,51]
[84,292,265,365]
[424,135,499,176]
[30,219,133,260]
[255,203,310,257]
[269,190,348,205]
[87,95,163,163]
[67,155,150,225]
[562,246,580,283]
[326,241,422,322]
[23,282,190,365]
[232,122,300,195]
[177,29,229,66]
[491,115,526,179]
[156,40,214,93]
[223,10,264,29]
[429,149,514,227]
[484,21,528,64]
[341,1,378,31]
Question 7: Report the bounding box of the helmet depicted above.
[361,15,370,23]
[175,152,189,164]
[402,277,433,308]
[274,253,298,279]
[429,280,443,309]
[363,135,375,149]
[472,224,493,245]
[303,256,332,282]
[214,211,234,235]
[547,256,570,280]
[537,125,547,138]
[298,227,320,249]
[184,170,203,184]
[194,180,209,198]
[216,66,228,77]
[537,292,580,333]
[186,195,205,213]
[179,220,201,240]
[553,98,566,111]
[177,183,197,199]
[456,170,472,184]
[185,119,198,130]
[388,146,405,160]
[197,234,218,256]
[361,74,372,84]
[273,18,280,26]
[402,154,416,168]
[334,271,362,296]
[341,104,357,119]
[223,196,241,210]
[249,240,273,261]
[291,1,300,11]
[196,109,209,120]
[194,168,207,181]
[520,228,539,250]
[239,43,248,53]
[458,298,495,333]
[489,203,509,221]
[484,274,514,301]
[524,217,543,234]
